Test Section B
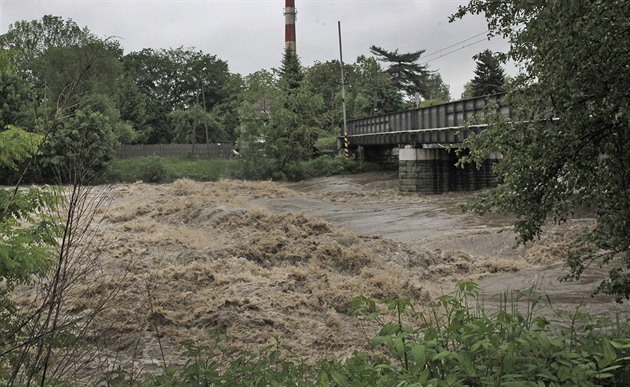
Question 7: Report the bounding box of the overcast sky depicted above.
[1,0,515,98]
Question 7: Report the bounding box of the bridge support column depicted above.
[399,146,500,194]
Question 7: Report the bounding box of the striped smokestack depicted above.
[284,0,297,53]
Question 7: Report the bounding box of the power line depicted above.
[421,30,488,60]
[423,37,489,64]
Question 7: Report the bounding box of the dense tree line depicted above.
[0,14,458,183]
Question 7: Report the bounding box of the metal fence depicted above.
[116,143,234,160]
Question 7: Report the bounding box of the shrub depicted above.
[138,156,170,183]
[39,110,118,183]
[351,282,630,386]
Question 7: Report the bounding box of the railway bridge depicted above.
[343,94,509,194]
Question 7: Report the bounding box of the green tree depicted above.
[349,55,403,117]
[0,17,133,385]
[421,72,451,106]
[0,15,92,74]
[305,57,404,127]
[114,74,145,143]
[39,111,118,182]
[237,66,324,179]
[0,70,33,130]
[461,80,474,99]
[452,1,630,300]
[0,127,60,383]
[278,46,303,90]
[304,60,342,131]
[1,16,125,182]
[169,104,223,144]
[469,49,505,97]
[369,46,430,101]
[0,126,42,176]
[31,39,123,119]
[122,47,235,143]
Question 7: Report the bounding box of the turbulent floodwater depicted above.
[31,172,626,382]
[263,172,625,314]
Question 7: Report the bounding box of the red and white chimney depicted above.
[284,0,297,53]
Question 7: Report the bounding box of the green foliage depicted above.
[122,47,236,144]
[140,156,172,184]
[303,60,342,131]
[1,15,123,123]
[0,128,60,384]
[169,104,224,144]
[132,331,322,387]
[281,156,371,182]
[0,187,62,385]
[31,38,123,117]
[279,45,303,90]
[452,1,630,300]
[236,65,325,178]
[369,45,430,101]
[0,15,94,72]
[460,80,474,100]
[109,155,372,184]
[0,186,59,288]
[314,135,338,152]
[470,49,506,97]
[349,282,630,386]
[0,125,42,170]
[0,70,34,129]
[115,74,146,142]
[305,57,405,124]
[348,55,404,117]
[424,72,451,103]
[109,157,240,183]
[40,110,118,182]
[1,15,128,183]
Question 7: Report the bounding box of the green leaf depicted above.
[393,337,405,356]
[379,324,401,336]
[410,344,426,367]
[331,371,347,385]
[453,353,476,377]
[431,350,450,362]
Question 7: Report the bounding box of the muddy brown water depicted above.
[258,171,626,317]
[26,173,625,382]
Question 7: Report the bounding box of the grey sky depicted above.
[1,0,514,98]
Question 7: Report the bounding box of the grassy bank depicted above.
[108,155,391,183]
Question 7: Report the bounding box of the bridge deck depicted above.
[345,94,508,146]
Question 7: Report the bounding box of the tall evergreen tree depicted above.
[470,49,505,97]
[278,46,303,90]
[369,46,430,100]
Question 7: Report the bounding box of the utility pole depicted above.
[338,21,348,158]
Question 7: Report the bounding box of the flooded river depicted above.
[259,171,626,317]
[51,172,626,381]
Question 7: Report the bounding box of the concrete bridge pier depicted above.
[399,145,500,194]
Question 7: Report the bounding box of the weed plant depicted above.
[349,282,630,386]
[106,282,630,386]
